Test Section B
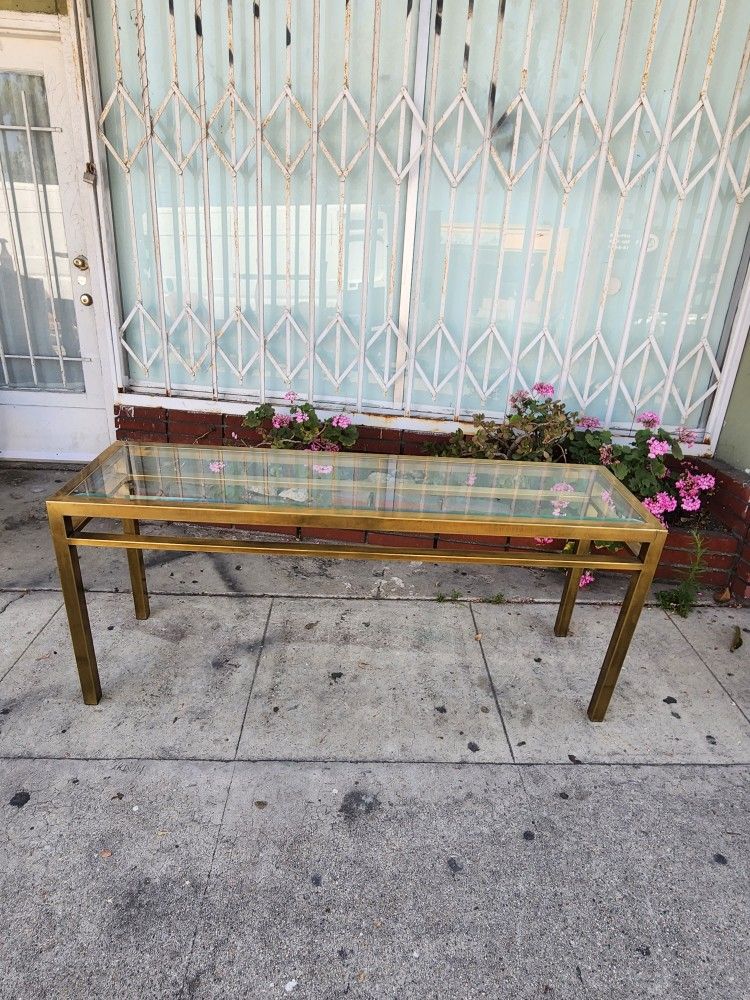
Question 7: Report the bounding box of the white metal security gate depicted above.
[85,0,750,440]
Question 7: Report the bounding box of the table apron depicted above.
[64,528,646,573]
[46,500,662,545]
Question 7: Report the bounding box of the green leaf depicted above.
[243,402,274,428]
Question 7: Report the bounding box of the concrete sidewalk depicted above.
[1,463,748,999]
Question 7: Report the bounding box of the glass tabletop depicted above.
[70,442,650,525]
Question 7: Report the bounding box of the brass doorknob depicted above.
[73,255,89,271]
[80,293,93,306]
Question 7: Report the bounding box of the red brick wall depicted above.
[691,456,750,602]
[114,405,450,455]
[654,526,738,590]
[113,405,750,601]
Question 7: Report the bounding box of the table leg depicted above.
[554,538,591,637]
[587,539,663,722]
[49,512,101,705]
[122,519,150,620]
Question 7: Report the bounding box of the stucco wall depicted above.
[716,330,750,472]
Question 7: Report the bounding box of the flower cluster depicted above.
[532,382,555,398]
[331,413,352,429]
[675,468,715,512]
[642,491,678,523]
[647,437,671,460]
[577,415,601,430]
[508,389,530,407]
[578,570,595,589]
[642,466,715,523]
[272,409,309,427]
[677,427,698,446]
[637,411,660,430]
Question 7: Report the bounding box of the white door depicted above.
[0,21,112,461]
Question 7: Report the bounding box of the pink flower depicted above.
[599,444,614,466]
[230,431,238,440]
[552,482,575,493]
[466,472,477,487]
[532,382,555,398]
[208,460,225,473]
[577,415,601,429]
[647,437,671,460]
[578,570,595,589]
[312,464,333,475]
[643,491,678,524]
[308,441,322,451]
[675,468,715,514]
[509,389,530,407]
[677,427,698,446]
[284,389,299,403]
[272,413,291,429]
[322,441,341,452]
[535,537,554,545]
[292,410,307,423]
[637,411,661,429]
[656,491,677,512]
[331,413,352,429]
[601,488,616,512]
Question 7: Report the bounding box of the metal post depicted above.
[587,538,664,722]
[48,511,101,705]
[554,537,591,637]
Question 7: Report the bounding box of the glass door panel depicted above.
[0,71,84,391]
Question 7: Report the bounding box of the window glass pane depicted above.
[94,0,420,408]
[0,72,84,393]
[93,0,750,433]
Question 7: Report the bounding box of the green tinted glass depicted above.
[73,442,648,525]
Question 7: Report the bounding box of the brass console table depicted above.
[47,441,666,721]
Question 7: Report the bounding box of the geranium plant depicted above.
[242,391,358,451]
[437,388,715,598]
[568,410,714,525]
[432,383,579,462]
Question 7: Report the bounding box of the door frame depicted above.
[0,8,117,461]
[69,0,126,397]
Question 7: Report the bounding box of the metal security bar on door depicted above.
[90,0,750,438]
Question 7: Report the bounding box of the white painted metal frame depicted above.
[80,0,750,451]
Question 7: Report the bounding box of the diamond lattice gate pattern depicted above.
[92,0,750,436]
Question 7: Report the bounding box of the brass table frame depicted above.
[47,441,667,722]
